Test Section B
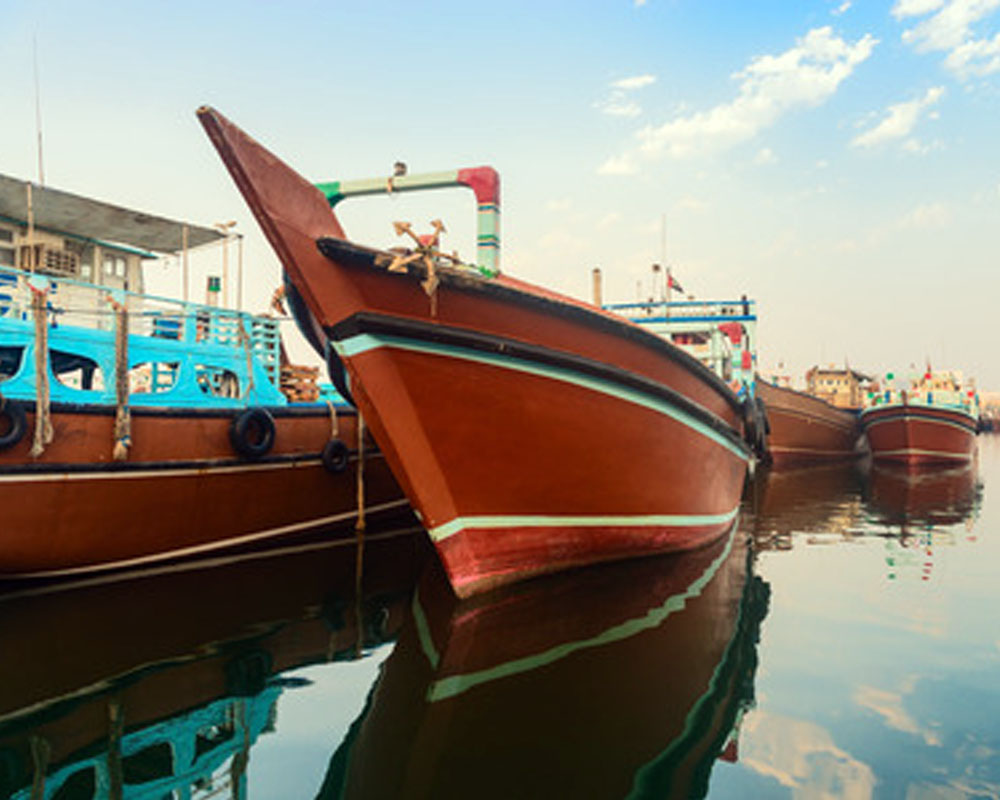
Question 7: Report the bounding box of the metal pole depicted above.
[591,268,602,307]
[181,224,189,302]
[221,235,229,309]
[237,233,244,312]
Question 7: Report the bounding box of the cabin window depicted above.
[196,365,240,398]
[103,254,127,278]
[129,362,180,394]
[0,345,24,381]
[0,246,13,266]
[50,350,106,392]
[0,229,12,243]
[122,742,174,784]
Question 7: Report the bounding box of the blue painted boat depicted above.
[0,173,406,578]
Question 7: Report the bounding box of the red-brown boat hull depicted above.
[861,404,978,466]
[197,107,752,598]
[756,381,861,467]
[0,405,407,577]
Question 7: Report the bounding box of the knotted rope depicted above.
[112,300,131,461]
[29,285,53,459]
[325,398,339,440]
[387,219,465,317]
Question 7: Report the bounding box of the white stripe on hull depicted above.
[874,448,973,461]
[427,506,741,543]
[0,457,338,484]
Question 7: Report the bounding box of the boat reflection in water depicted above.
[748,463,865,551]
[317,525,770,799]
[0,527,428,799]
[864,462,982,531]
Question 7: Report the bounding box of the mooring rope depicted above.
[29,285,53,458]
[325,398,339,440]
[107,697,124,800]
[29,735,50,800]
[112,301,131,461]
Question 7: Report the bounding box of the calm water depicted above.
[1,437,997,799]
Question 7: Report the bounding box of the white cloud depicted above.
[754,147,778,164]
[595,96,643,117]
[598,211,622,229]
[596,74,657,118]
[612,74,656,90]
[603,26,876,166]
[852,86,945,148]
[598,154,639,175]
[893,0,1000,78]
[898,201,951,228]
[833,1,853,15]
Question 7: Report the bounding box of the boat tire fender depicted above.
[230,407,276,459]
[321,438,351,473]
[0,401,27,451]
[742,397,768,458]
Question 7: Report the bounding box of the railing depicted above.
[867,387,980,416]
[0,264,286,407]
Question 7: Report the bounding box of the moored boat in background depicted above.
[755,379,861,466]
[198,106,756,598]
[861,371,980,466]
[0,174,407,579]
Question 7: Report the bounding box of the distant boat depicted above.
[861,371,980,466]
[755,379,862,466]
[604,294,860,466]
[198,106,756,598]
[0,173,407,579]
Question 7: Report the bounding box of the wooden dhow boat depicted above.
[605,290,860,467]
[0,174,407,579]
[861,374,980,466]
[754,379,861,466]
[198,107,757,598]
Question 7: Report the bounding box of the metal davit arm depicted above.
[315,166,501,276]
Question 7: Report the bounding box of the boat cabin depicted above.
[0,173,289,409]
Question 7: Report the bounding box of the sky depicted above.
[3,0,999,387]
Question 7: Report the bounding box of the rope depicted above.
[112,301,131,461]
[325,399,339,440]
[29,286,52,458]
[29,735,50,800]
[239,318,256,400]
[354,410,367,635]
[107,697,124,800]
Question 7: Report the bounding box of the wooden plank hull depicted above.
[323,528,769,799]
[861,404,978,466]
[0,405,408,577]
[756,380,861,466]
[197,107,752,598]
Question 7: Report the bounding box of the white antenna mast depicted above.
[33,33,45,186]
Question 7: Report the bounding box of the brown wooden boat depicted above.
[0,174,409,579]
[197,106,757,599]
[756,379,861,467]
[861,402,978,466]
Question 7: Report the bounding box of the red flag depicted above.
[668,275,684,293]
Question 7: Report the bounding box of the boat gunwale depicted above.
[328,310,752,458]
[315,236,746,418]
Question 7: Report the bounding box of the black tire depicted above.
[230,408,276,459]
[0,402,27,451]
[321,438,350,474]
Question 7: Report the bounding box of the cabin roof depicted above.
[0,173,223,254]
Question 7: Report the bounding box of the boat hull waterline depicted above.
[197,106,753,597]
[861,404,978,466]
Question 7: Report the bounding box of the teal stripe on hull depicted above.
[333,333,748,460]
